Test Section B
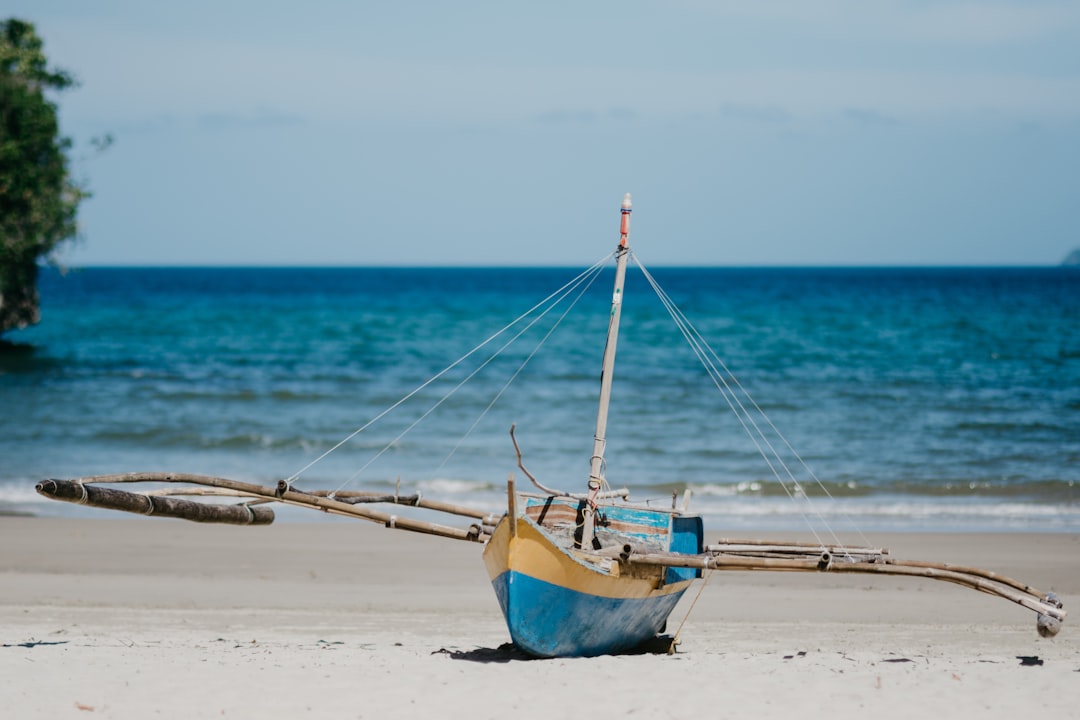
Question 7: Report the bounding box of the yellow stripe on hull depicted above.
[483,515,690,600]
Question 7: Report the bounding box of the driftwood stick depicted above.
[510,423,570,497]
[509,424,629,501]
[36,479,274,525]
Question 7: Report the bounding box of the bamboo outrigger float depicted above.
[36,194,1066,656]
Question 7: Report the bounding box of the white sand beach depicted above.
[2,517,1077,719]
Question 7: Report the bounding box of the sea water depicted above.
[2,264,1077,533]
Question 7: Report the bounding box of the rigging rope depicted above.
[288,248,876,561]
[434,259,608,474]
[633,253,873,558]
[333,258,609,494]
[672,567,712,650]
[284,253,614,490]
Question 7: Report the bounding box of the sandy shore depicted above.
[2,517,1077,719]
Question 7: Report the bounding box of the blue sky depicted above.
[11,1,1080,265]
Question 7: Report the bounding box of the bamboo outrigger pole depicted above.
[36,478,275,525]
[36,474,494,542]
[622,547,1066,637]
[35,473,1067,637]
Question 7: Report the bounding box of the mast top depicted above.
[619,193,632,248]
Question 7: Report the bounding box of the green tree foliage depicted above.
[0,18,87,335]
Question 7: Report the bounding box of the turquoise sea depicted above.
[2,263,1078,532]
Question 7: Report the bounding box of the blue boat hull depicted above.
[490,567,687,657]
[482,511,699,658]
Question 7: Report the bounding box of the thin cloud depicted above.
[901,3,1080,46]
[197,108,306,132]
[844,108,899,127]
[677,0,1080,46]
[721,103,791,124]
[534,110,597,125]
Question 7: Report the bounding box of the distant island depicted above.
[1064,249,1080,266]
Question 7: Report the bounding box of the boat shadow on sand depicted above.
[435,635,678,663]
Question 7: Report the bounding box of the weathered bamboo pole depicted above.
[507,474,518,538]
[706,544,1051,599]
[884,558,1051,598]
[36,479,274,525]
[39,474,488,542]
[273,485,484,542]
[624,550,1067,626]
[706,543,887,562]
[169,484,499,525]
[277,481,503,526]
[278,483,490,518]
[707,541,887,555]
[147,486,424,505]
[709,538,877,549]
[275,489,423,505]
[56,472,284,496]
[146,487,268,500]
[410,496,503,526]
[702,542,1055,599]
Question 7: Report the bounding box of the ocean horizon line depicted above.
[44,262,1080,271]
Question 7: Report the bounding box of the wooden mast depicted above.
[580,193,632,548]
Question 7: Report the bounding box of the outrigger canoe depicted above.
[36,194,1066,656]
